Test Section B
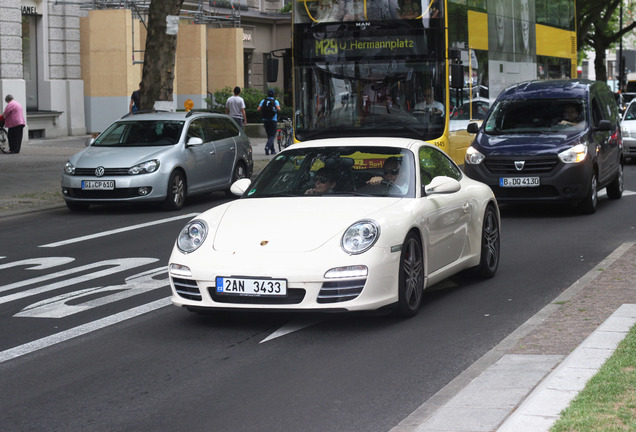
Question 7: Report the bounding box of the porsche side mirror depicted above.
[424,176,461,196]
[230,178,252,196]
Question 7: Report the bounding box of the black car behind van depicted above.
[464,79,624,213]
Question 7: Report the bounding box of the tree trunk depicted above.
[140,0,185,111]
[593,44,608,83]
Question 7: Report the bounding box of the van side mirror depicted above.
[467,122,480,134]
[596,120,612,131]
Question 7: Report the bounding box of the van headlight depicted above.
[465,146,485,165]
[558,144,588,164]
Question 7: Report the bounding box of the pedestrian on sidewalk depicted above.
[225,86,247,128]
[258,89,280,155]
[129,82,143,113]
[2,94,26,154]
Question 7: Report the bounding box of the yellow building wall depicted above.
[208,28,244,92]
[80,9,142,98]
[176,23,207,108]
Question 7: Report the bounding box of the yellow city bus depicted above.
[291,0,577,164]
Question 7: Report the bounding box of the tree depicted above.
[140,0,186,111]
[576,0,636,83]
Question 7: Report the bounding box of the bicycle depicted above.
[276,118,293,152]
[0,120,9,154]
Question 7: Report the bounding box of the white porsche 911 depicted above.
[168,137,500,317]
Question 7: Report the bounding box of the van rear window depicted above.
[484,99,587,134]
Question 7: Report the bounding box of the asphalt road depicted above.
[1,139,636,431]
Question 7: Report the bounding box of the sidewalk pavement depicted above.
[1,136,636,431]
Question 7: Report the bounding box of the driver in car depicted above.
[366,157,408,193]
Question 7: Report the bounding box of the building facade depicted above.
[0,0,291,139]
[0,0,85,139]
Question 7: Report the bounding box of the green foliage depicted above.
[279,4,292,14]
[208,86,292,123]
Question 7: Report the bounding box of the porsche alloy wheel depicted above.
[396,232,424,317]
[476,204,500,278]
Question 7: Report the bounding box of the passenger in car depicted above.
[305,168,338,195]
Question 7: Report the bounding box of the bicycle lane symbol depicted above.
[0,256,168,318]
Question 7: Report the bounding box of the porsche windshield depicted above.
[93,120,185,147]
[246,146,416,198]
[293,2,446,142]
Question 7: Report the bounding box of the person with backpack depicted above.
[258,89,281,155]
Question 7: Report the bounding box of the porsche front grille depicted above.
[317,279,366,303]
[173,277,201,301]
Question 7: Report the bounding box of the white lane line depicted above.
[260,319,322,343]
[39,213,199,248]
[0,298,171,364]
[599,189,636,198]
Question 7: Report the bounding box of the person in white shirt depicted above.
[225,86,247,127]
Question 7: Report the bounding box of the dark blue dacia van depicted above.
[464,79,624,213]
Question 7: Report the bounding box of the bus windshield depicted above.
[293,1,446,142]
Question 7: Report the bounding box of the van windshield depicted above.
[484,99,587,134]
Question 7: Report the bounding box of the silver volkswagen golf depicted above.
[61,111,253,211]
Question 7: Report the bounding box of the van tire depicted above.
[606,164,623,200]
[578,174,597,214]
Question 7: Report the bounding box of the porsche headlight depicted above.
[177,220,208,253]
[64,161,75,175]
[465,146,485,165]
[129,159,160,175]
[558,144,588,164]
[342,220,379,255]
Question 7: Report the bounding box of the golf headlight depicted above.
[129,159,160,175]
[64,161,75,175]
[558,144,588,164]
[465,146,485,165]
[342,220,379,255]
[177,220,208,253]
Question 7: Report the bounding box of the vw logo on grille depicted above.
[95,166,105,177]
[514,161,525,171]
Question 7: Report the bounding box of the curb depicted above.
[391,242,636,432]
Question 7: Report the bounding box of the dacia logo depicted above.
[514,161,525,171]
